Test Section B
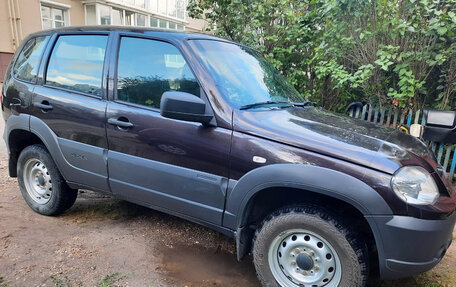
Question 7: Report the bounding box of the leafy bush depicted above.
[189,0,456,112]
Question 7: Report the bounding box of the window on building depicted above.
[117,37,200,109]
[112,8,123,25]
[46,35,108,96]
[83,2,186,29]
[150,17,158,27]
[176,0,185,19]
[149,0,158,12]
[41,5,67,29]
[85,5,97,25]
[125,10,134,25]
[158,0,167,15]
[136,14,146,26]
[167,0,177,17]
[99,5,111,25]
[111,0,146,9]
[13,36,49,83]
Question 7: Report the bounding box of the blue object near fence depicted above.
[348,105,456,183]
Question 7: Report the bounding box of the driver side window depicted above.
[116,37,200,109]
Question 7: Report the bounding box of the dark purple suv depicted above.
[2,27,456,287]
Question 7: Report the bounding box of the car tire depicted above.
[252,206,368,287]
[17,144,78,216]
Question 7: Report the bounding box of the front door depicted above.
[31,33,110,192]
[106,35,231,225]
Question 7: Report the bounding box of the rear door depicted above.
[5,36,50,118]
[105,34,231,225]
[31,33,111,192]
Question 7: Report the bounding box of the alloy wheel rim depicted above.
[268,229,342,287]
[23,158,53,204]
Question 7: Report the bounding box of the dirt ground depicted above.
[0,118,455,287]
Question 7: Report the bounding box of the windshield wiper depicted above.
[293,101,317,107]
[240,101,292,110]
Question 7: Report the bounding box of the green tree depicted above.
[189,0,456,111]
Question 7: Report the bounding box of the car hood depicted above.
[233,107,436,174]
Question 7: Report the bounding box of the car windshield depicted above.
[189,40,305,109]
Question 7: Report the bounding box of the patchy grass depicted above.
[0,275,10,287]
[50,273,127,287]
[96,273,127,287]
[50,275,75,287]
[61,192,150,223]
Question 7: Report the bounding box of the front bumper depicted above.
[367,211,456,280]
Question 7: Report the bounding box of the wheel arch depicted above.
[8,129,44,177]
[224,164,392,267]
[5,114,66,178]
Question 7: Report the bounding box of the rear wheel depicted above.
[17,144,77,215]
[252,206,368,287]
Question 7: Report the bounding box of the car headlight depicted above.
[391,166,439,205]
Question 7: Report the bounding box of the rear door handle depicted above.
[9,98,21,108]
[34,101,53,111]
[107,117,134,129]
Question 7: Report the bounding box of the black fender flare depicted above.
[5,115,109,191]
[222,164,393,260]
[3,114,31,176]
[4,114,69,175]
[3,114,31,149]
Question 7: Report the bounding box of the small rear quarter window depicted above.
[13,36,49,83]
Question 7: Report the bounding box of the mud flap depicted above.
[236,226,253,261]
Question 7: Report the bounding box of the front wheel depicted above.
[252,206,368,287]
[17,144,78,215]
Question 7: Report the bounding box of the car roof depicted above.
[28,25,233,43]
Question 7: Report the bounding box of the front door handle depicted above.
[34,101,53,111]
[108,117,134,129]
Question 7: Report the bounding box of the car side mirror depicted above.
[422,110,456,143]
[160,91,213,125]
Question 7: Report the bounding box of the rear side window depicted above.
[13,36,49,83]
[46,35,108,96]
[116,37,200,109]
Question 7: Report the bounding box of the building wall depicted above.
[0,53,13,81]
[0,0,15,54]
[0,0,207,81]
[0,0,85,80]
[61,0,86,25]
[0,0,86,53]
[186,17,209,33]
[0,0,40,78]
